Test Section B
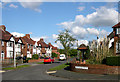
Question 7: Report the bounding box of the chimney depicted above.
[25,34,30,38]
[40,38,44,42]
[0,25,6,31]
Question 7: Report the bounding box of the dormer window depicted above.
[116,28,120,34]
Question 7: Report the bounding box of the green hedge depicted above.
[32,54,39,59]
[106,56,120,66]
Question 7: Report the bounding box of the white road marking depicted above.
[0,70,5,73]
[46,71,57,74]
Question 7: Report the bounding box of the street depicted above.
[2,60,69,80]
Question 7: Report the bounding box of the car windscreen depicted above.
[60,55,64,57]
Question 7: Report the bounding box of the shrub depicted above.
[32,54,39,59]
[106,56,120,66]
[52,53,58,58]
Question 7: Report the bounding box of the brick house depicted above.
[107,22,120,55]
[21,34,36,58]
[15,37,25,57]
[37,38,52,57]
[48,43,60,55]
[0,25,60,60]
[0,25,24,60]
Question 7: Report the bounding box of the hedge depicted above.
[106,56,120,66]
[32,54,39,59]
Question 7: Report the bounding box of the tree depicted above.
[69,49,78,57]
[52,53,58,58]
[55,29,76,62]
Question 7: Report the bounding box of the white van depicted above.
[59,54,66,61]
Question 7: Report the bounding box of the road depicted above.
[2,59,70,80]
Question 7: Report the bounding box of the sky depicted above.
[0,1,119,48]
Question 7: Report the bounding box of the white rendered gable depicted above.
[10,37,15,42]
[18,39,22,44]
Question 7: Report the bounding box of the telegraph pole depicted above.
[14,41,16,68]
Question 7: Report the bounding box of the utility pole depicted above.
[14,41,16,68]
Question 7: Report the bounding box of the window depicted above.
[10,51,13,57]
[116,41,120,53]
[8,42,13,47]
[27,44,29,48]
[33,46,36,49]
[117,28,120,34]
[18,44,21,48]
[1,41,4,46]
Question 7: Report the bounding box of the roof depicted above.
[52,50,60,55]
[21,36,36,45]
[37,38,49,48]
[112,22,120,28]
[48,43,58,50]
[77,44,88,50]
[107,31,114,40]
[0,28,13,41]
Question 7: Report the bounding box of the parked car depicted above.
[44,57,54,64]
[23,56,28,63]
[59,54,66,61]
[16,56,22,60]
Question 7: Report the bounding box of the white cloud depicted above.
[86,6,118,27]
[18,0,42,13]
[31,36,49,43]
[78,6,85,11]
[53,41,63,49]
[58,6,118,39]
[52,34,58,39]
[11,32,24,37]
[71,26,87,38]
[87,28,99,36]
[9,4,18,8]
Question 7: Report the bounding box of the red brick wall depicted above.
[70,63,120,74]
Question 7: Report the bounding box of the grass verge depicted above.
[48,63,70,71]
[37,62,44,64]
[2,65,30,70]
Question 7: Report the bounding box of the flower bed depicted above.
[70,63,120,74]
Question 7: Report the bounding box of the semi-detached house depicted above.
[0,25,59,60]
[0,25,24,60]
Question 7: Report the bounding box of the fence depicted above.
[1,59,23,67]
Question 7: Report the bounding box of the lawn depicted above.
[48,63,70,71]
[37,62,44,64]
[2,65,30,70]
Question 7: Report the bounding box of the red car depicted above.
[44,57,54,64]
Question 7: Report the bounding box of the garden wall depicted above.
[70,63,120,74]
[28,59,44,63]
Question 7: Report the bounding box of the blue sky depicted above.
[1,2,119,48]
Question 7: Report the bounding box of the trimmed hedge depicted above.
[106,56,120,66]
